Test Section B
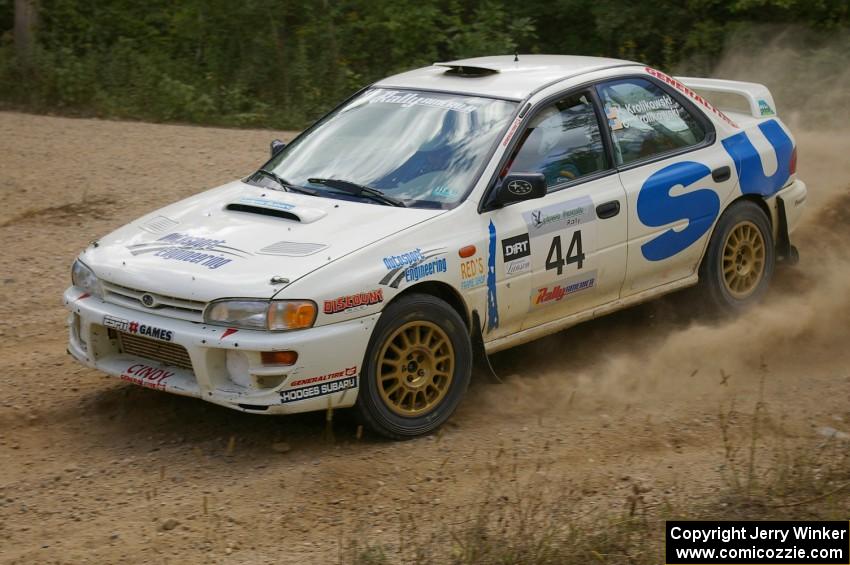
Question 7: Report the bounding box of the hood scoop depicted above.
[225,196,327,224]
[226,202,300,222]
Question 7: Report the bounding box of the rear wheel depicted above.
[356,294,471,439]
[699,200,775,313]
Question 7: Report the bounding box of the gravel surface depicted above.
[0,111,848,563]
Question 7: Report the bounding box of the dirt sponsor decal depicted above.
[288,366,357,388]
[324,290,383,315]
[501,233,531,277]
[103,315,173,341]
[120,362,175,390]
[126,232,250,270]
[279,376,357,403]
[532,270,597,307]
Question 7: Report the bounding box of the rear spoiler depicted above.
[675,76,777,119]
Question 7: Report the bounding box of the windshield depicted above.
[263,88,517,208]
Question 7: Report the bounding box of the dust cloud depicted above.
[484,38,850,420]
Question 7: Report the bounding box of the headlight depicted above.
[204,299,317,331]
[71,260,102,298]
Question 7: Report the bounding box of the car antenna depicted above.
[514,51,519,62]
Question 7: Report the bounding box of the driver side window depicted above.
[507,91,608,190]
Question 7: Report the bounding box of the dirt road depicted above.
[0,111,848,563]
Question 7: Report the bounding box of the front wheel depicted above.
[699,200,775,313]
[356,294,472,439]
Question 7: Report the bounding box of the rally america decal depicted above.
[280,376,357,404]
[380,248,447,289]
[104,315,173,342]
[126,232,250,270]
[532,271,597,307]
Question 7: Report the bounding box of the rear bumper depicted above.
[64,287,378,415]
[773,178,807,235]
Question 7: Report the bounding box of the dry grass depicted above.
[341,366,850,565]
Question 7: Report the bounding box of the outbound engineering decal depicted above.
[127,232,250,269]
[637,119,794,262]
[380,247,447,288]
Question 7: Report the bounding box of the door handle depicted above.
[712,166,731,182]
[596,200,620,219]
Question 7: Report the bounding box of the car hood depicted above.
[81,181,445,301]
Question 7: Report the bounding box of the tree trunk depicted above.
[14,0,39,65]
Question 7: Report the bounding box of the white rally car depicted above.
[65,55,807,438]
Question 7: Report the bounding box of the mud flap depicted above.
[471,310,502,384]
[776,196,800,265]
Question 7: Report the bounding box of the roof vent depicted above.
[226,203,300,222]
[434,63,500,77]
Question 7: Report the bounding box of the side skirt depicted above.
[484,274,699,355]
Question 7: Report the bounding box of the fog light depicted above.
[261,350,298,366]
[226,350,252,388]
[254,374,287,389]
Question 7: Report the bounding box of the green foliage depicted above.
[0,0,846,129]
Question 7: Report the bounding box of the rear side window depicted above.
[596,78,706,166]
[507,91,608,190]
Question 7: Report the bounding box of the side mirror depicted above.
[270,139,286,157]
[489,173,546,208]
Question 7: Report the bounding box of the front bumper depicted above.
[63,287,379,415]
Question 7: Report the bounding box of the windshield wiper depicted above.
[254,169,317,195]
[307,178,406,207]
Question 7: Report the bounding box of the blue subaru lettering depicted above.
[721,119,793,197]
[637,161,720,262]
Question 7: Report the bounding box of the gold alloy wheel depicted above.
[722,220,766,299]
[376,321,455,417]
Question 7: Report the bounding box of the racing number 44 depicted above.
[545,230,585,275]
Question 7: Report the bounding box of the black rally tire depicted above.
[699,199,775,314]
[356,293,472,439]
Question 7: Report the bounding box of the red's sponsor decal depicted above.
[120,363,174,390]
[221,328,238,339]
[323,290,383,315]
[289,366,357,388]
[644,67,738,128]
[77,292,91,300]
